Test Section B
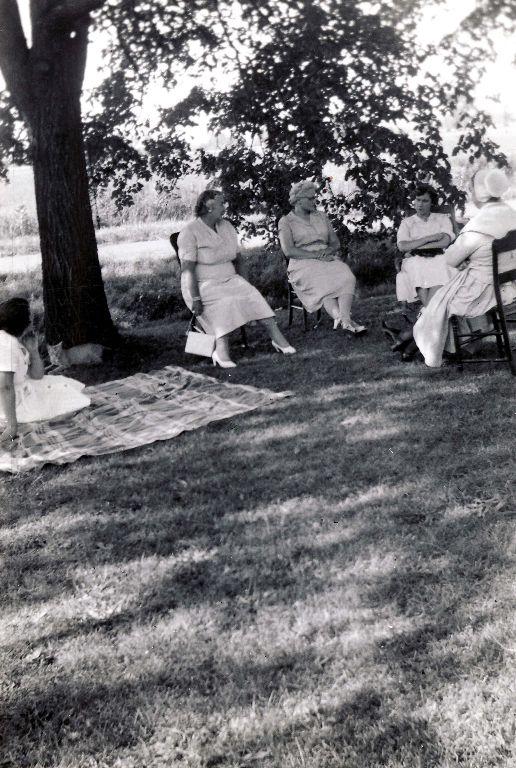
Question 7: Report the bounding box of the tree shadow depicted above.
[1,311,514,766]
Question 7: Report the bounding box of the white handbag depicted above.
[185,330,215,357]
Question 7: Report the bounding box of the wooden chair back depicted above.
[493,229,516,286]
[169,232,180,264]
[450,228,516,375]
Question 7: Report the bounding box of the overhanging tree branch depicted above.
[0,0,32,116]
[44,0,105,28]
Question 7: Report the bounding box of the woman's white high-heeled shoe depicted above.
[333,318,341,330]
[340,320,367,336]
[212,350,237,368]
[271,341,297,355]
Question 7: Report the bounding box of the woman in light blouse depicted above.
[178,189,295,367]
[278,180,366,335]
[396,183,457,308]
[383,183,458,360]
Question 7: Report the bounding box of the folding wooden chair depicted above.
[450,228,516,375]
[170,233,248,348]
[284,256,322,331]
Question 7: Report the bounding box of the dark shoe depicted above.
[400,340,418,361]
[381,320,400,344]
[391,333,414,353]
[401,303,422,325]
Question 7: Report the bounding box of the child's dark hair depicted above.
[0,298,31,337]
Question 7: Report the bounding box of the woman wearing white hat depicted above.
[278,180,366,334]
[413,167,516,367]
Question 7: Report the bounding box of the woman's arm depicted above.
[279,224,332,261]
[23,333,44,380]
[0,371,17,443]
[443,231,483,268]
[181,261,203,315]
[397,232,447,253]
[427,233,452,250]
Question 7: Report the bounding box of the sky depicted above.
[6,1,516,145]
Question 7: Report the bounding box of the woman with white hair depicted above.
[179,189,295,367]
[413,167,516,367]
[278,180,366,334]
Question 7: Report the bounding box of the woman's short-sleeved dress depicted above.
[0,331,91,424]
[396,212,457,302]
[177,217,274,338]
[413,201,516,367]
[278,211,355,313]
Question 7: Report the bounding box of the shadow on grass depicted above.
[1,304,515,767]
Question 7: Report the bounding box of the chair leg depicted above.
[490,311,505,358]
[287,286,294,327]
[240,326,248,348]
[497,309,516,375]
[450,316,463,371]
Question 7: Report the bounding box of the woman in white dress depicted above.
[383,183,458,359]
[396,184,457,307]
[0,298,91,445]
[278,180,366,335]
[179,189,295,368]
[413,168,516,367]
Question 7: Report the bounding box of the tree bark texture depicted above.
[0,0,117,348]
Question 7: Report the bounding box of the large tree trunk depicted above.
[0,0,116,353]
[31,77,116,348]
[29,7,117,349]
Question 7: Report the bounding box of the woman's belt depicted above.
[410,248,444,257]
[195,261,236,280]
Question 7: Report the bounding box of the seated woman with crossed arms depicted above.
[278,180,366,335]
[383,183,458,359]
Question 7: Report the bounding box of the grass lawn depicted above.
[1,295,515,768]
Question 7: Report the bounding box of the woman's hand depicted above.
[317,248,337,261]
[22,332,45,380]
[327,246,342,260]
[22,331,39,354]
[0,423,18,448]
[192,297,204,315]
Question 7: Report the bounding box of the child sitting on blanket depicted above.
[0,298,91,446]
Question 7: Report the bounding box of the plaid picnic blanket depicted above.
[0,365,291,474]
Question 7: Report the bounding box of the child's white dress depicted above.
[0,331,90,424]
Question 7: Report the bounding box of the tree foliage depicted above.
[1,0,515,245]
[144,0,515,240]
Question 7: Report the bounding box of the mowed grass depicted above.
[1,294,516,768]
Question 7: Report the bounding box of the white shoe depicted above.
[333,318,341,330]
[341,320,367,336]
[212,350,236,368]
[272,341,297,355]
